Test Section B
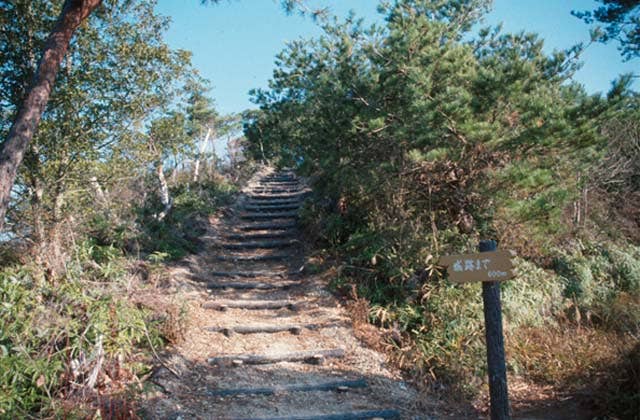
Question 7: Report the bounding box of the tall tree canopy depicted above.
[0,0,201,272]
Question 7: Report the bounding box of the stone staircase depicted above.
[143,169,429,419]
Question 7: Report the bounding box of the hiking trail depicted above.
[141,168,435,419]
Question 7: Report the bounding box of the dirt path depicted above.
[141,168,435,419]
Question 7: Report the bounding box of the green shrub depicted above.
[609,245,640,294]
[0,263,161,417]
[73,239,127,282]
[170,179,236,220]
[139,178,236,260]
[87,214,139,251]
[556,252,599,304]
[554,242,640,333]
[407,147,450,163]
[502,258,565,328]
[499,162,555,191]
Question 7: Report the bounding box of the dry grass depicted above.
[134,292,190,346]
[507,326,620,385]
[507,324,639,417]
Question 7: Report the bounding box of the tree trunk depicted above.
[156,162,172,221]
[193,126,212,183]
[170,151,180,184]
[89,176,107,205]
[255,124,268,164]
[0,0,102,232]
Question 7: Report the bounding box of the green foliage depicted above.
[609,245,640,293]
[172,179,236,218]
[87,213,139,251]
[244,0,605,261]
[245,0,639,412]
[139,177,236,260]
[361,256,568,392]
[500,164,555,191]
[0,0,208,267]
[400,283,486,390]
[0,262,161,417]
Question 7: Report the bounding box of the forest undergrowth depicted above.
[0,172,241,418]
[0,171,244,417]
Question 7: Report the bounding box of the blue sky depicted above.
[155,0,638,115]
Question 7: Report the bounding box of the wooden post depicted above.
[480,239,510,420]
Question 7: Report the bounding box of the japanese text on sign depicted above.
[439,251,515,283]
[451,258,492,272]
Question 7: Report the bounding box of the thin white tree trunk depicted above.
[193,126,212,183]
[156,162,171,221]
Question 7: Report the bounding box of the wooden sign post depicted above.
[440,240,512,420]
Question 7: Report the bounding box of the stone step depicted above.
[260,176,295,182]
[206,324,305,336]
[257,184,300,189]
[248,192,308,200]
[205,322,338,336]
[239,211,298,220]
[228,409,401,420]
[243,204,300,212]
[208,348,345,367]
[258,180,300,185]
[251,187,303,193]
[215,253,291,262]
[207,280,298,290]
[262,173,295,177]
[209,270,287,278]
[245,198,302,206]
[258,180,296,184]
[223,231,296,241]
[259,185,297,189]
[220,240,297,250]
[239,221,297,231]
[206,378,368,397]
[251,183,305,191]
[203,299,299,311]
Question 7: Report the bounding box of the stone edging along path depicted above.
[141,168,435,419]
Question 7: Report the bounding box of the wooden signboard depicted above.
[439,250,515,283]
